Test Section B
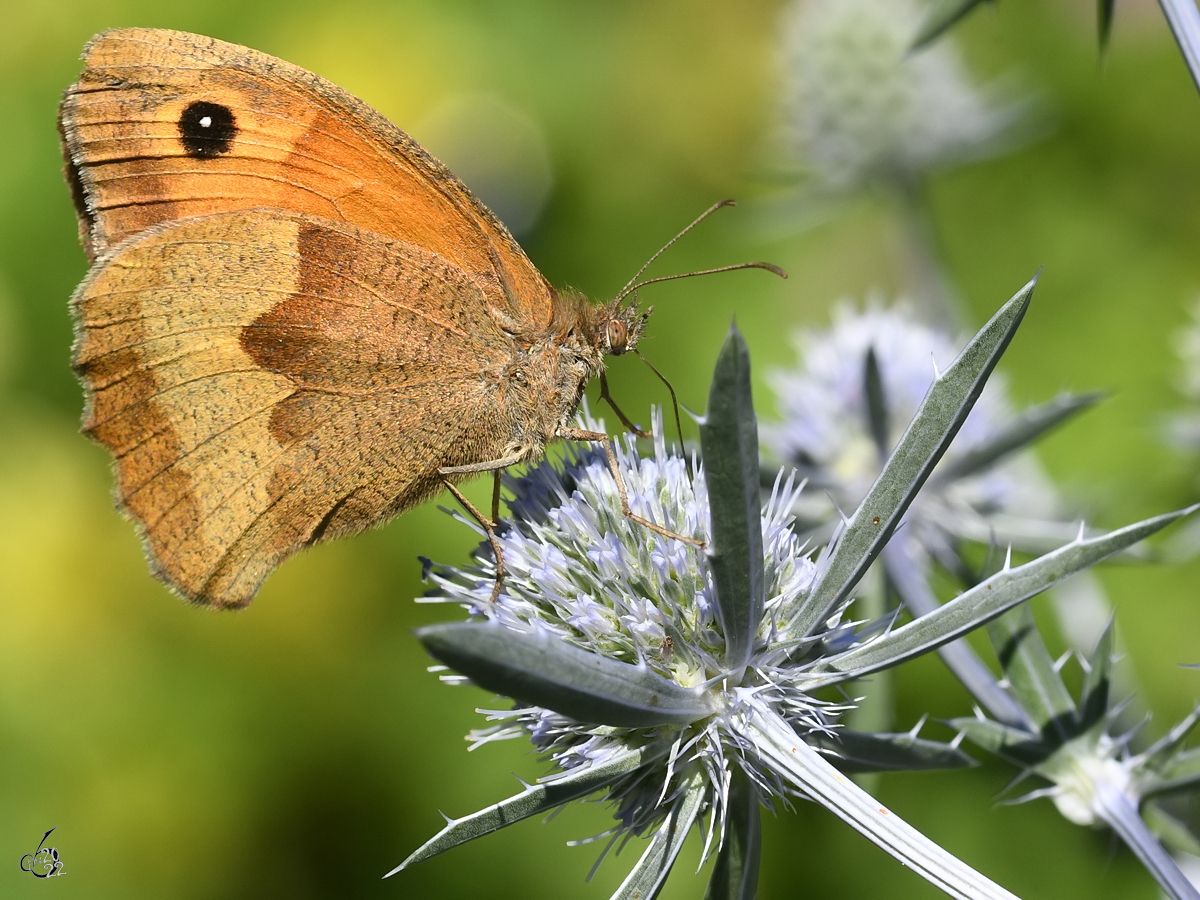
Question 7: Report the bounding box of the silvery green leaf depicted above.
[417,623,717,727]
[797,507,1190,690]
[704,768,760,900]
[700,324,765,676]
[387,745,657,875]
[743,709,1020,900]
[1137,748,1200,799]
[1160,0,1200,97]
[987,605,1076,739]
[844,568,894,749]
[882,540,1031,730]
[811,727,976,773]
[1144,803,1200,857]
[1141,705,1200,765]
[612,770,707,900]
[912,0,990,50]
[1077,619,1113,731]
[863,346,890,459]
[929,392,1102,485]
[790,279,1035,640]
[1092,780,1200,900]
[1139,705,1200,772]
[950,716,1050,768]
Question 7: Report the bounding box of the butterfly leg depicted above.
[437,471,507,602]
[439,453,526,602]
[557,427,705,548]
[632,350,688,464]
[597,373,650,439]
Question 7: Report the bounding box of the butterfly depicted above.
[60,29,778,610]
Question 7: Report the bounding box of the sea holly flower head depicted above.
[779,0,1014,194]
[391,278,1189,899]
[431,420,813,683]
[766,301,1011,512]
[421,420,840,845]
[764,302,1097,570]
[953,609,1200,900]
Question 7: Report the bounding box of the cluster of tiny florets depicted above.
[421,411,837,841]
[426,414,814,681]
[764,302,1054,567]
[779,0,1013,192]
[766,301,1008,464]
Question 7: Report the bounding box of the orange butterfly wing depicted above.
[60,29,585,607]
[72,210,527,607]
[59,27,553,324]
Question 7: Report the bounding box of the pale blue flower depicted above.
[780,0,1014,193]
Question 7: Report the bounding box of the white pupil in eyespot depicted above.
[199,116,212,128]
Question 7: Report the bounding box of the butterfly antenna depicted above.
[615,199,738,302]
[615,261,787,305]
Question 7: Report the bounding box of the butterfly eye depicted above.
[606,319,628,354]
[178,101,237,158]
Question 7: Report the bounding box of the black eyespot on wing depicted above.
[178,101,237,158]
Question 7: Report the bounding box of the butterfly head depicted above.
[598,298,651,357]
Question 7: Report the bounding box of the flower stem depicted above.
[743,706,1021,900]
[881,540,1032,730]
[1094,781,1200,900]
[895,177,960,327]
[1160,0,1200,97]
[846,566,894,793]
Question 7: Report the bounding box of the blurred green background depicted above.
[3,0,1200,896]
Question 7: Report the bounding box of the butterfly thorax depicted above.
[493,290,649,463]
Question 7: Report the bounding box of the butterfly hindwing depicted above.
[73,209,518,607]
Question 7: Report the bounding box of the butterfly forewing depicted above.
[59,27,554,326]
